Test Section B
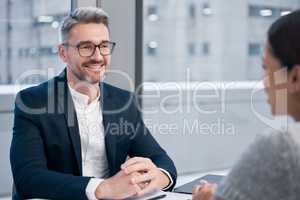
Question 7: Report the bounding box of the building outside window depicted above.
[189,3,196,19]
[0,0,70,84]
[143,0,300,82]
[248,43,262,56]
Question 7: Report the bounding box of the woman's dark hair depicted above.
[268,10,300,70]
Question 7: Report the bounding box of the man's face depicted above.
[59,23,111,84]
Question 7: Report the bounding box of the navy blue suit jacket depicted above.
[10,69,177,200]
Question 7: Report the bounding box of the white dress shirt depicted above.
[68,85,108,200]
[68,85,173,200]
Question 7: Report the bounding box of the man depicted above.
[10,7,177,200]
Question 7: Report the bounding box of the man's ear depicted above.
[288,65,300,93]
[58,44,68,63]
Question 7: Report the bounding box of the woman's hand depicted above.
[192,181,217,200]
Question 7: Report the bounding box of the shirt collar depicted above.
[68,84,100,106]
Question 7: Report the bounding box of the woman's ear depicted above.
[288,65,300,93]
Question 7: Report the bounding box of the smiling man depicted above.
[10,7,176,200]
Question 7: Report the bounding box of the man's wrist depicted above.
[158,168,173,190]
[160,171,171,189]
[86,178,104,200]
[95,179,111,199]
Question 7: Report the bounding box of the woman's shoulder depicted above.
[215,127,299,200]
[257,127,299,156]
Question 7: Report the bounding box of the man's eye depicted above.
[101,41,110,46]
[79,44,94,49]
[80,44,94,49]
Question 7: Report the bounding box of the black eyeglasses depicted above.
[63,41,116,57]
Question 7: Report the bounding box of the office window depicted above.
[141,0,300,175]
[189,3,196,19]
[144,1,299,82]
[249,43,261,56]
[0,0,70,84]
[147,41,158,56]
[188,42,196,56]
[202,2,212,16]
[202,42,210,55]
[188,42,210,56]
[18,49,24,58]
[249,5,274,18]
[147,5,159,21]
[33,14,66,29]
[39,46,58,57]
[280,9,292,16]
[249,5,292,19]
[29,48,38,57]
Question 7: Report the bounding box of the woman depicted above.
[193,10,300,200]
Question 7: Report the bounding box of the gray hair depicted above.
[59,7,109,43]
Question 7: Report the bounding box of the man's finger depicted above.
[136,181,157,197]
[198,184,215,200]
[132,183,142,196]
[124,162,150,174]
[192,185,202,195]
[121,157,151,169]
[131,172,155,184]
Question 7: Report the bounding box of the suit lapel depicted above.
[100,83,118,176]
[55,71,119,176]
[57,70,83,175]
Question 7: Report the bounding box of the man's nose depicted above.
[91,46,104,61]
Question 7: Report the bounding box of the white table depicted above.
[4,169,229,200]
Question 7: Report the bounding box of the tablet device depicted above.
[174,174,224,194]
